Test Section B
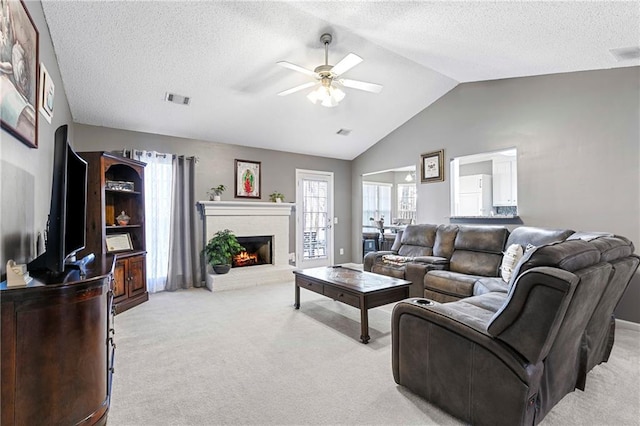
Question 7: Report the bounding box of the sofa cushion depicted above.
[448,226,509,277]
[450,251,504,276]
[474,277,510,296]
[400,224,437,247]
[454,226,509,254]
[518,239,602,275]
[398,245,433,257]
[501,243,524,282]
[506,239,602,292]
[433,224,459,258]
[424,270,484,298]
[506,226,574,248]
[371,263,406,279]
[569,233,634,262]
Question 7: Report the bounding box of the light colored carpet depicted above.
[108,280,640,425]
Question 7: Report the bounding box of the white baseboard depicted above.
[616,318,640,332]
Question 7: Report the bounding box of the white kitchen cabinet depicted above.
[492,158,517,206]
[457,174,493,216]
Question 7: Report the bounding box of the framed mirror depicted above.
[450,148,518,217]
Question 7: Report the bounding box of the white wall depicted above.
[352,67,640,322]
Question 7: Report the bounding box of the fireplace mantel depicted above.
[197,200,295,217]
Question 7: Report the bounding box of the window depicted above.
[397,183,417,223]
[363,182,392,224]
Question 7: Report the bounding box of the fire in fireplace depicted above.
[232,236,273,268]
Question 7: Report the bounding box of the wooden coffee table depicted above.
[293,266,411,343]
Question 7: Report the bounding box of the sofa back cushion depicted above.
[397,224,438,257]
[506,226,574,248]
[517,239,602,275]
[449,226,509,276]
[433,224,459,258]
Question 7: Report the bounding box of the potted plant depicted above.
[204,229,245,274]
[208,184,226,201]
[269,191,285,203]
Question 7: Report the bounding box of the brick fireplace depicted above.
[197,201,295,291]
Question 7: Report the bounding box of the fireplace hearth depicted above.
[233,236,272,268]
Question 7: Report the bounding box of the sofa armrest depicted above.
[405,260,450,297]
[363,251,394,271]
[487,267,579,364]
[392,299,542,386]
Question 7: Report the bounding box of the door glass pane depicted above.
[303,179,328,260]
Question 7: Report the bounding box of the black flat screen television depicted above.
[28,125,91,277]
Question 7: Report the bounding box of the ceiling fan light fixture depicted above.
[307,84,345,108]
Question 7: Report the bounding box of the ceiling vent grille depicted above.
[165,92,191,105]
[336,128,352,136]
[609,46,640,62]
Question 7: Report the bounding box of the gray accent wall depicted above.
[73,124,353,266]
[352,67,640,322]
[0,1,74,276]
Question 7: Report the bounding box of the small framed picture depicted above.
[38,63,54,123]
[235,159,261,198]
[106,233,133,253]
[421,149,444,183]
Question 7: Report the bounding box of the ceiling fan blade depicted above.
[277,61,317,78]
[277,82,317,97]
[340,79,383,94]
[331,53,362,76]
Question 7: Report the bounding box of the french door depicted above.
[296,170,334,269]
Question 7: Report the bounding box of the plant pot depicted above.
[275,198,282,203]
[212,195,221,202]
[212,264,231,274]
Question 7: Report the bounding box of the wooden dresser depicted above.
[0,255,115,426]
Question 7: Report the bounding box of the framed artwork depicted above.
[106,233,133,253]
[38,63,54,123]
[235,159,261,199]
[0,0,39,148]
[421,149,444,183]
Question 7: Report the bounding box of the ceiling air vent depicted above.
[165,92,191,105]
[609,46,640,62]
[336,128,352,136]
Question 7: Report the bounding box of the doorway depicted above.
[295,169,334,268]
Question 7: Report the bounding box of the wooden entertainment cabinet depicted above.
[79,152,148,314]
[0,256,115,425]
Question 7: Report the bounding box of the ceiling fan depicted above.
[277,33,383,107]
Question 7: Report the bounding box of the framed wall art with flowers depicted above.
[235,159,261,199]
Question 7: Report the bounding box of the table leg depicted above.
[360,307,370,344]
[294,284,300,309]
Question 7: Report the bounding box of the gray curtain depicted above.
[166,156,202,290]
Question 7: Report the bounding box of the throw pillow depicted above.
[501,244,524,282]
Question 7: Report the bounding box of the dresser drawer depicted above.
[297,277,324,295]
[324,286,360,308]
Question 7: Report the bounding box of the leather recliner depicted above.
[391,235,639,425]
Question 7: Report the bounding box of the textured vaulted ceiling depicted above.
[42,1,639,160]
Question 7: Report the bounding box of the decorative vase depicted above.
[212,264,231,274]
[213,195,221,201]
[116,211,130,226]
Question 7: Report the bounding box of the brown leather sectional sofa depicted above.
[364,224,639,425]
